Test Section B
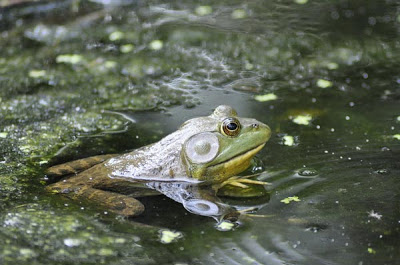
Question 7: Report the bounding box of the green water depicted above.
[0,0,399,264]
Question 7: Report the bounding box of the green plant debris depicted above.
[368,248,376,254]
[19,248,37,258]
[28,70,47,78]
[393,134,400,140]
[104,61,117,69]
[98,248,115,256]
[159,229,183,244]
[281,196,301,204]
[63,238,84,247]
[254,93,278,102]
[326,62,339,70]
[317,79,333,88]
[294,0,308,4]
[216,221,235,231]
[245,62,254,70]
[195,5,212,16]
[292,114,312,125]
[19,145,33,153]
[231,9,247,19]
[283,135,294,146]
[109,31,124,41]
[0,204,151,263]
[149,40,163,50]
[56,54,83,64]
[120,44,134,53]
[243,256,256,263]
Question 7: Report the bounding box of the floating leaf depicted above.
[317,79,332,88]
[254,93,277,102]
[104,61,117,69]
[326,62,338,70]
[120,44,134,53]
[231,9,247,19]
[29,70,46,78]
[195,6,212,16]
[283,135,294,146]
[294,0,308,4]
[292,114,312,125]
[149,40,163,50]
[56,54,83,64]
[281,196,301,204]
[109,31,124,41]
[216,221,235,231]
[159,229,183,244]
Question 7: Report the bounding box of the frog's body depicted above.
[46,105,271,217]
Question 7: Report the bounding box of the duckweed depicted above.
[317,79,333,88]
[159,229,183,244]
[149,40,163,50]
[231,9,247,19]
[283,135,295,146]
[28,70,47,78]
[292,115,312,125]
[281,196,301,204]
[195,6,212,16]
[56,54,83,64]
[254,93,278,102]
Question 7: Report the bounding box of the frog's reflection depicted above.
[144,181,270,222]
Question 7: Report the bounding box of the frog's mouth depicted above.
[209,142,266,170]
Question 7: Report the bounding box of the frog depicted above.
[46,105,271,218]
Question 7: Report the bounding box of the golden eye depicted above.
[221,117,241,137]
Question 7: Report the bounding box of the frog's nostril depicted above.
[252,123,259,129]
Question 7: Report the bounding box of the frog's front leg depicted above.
[215,174,269,189]
[215,176,270,198]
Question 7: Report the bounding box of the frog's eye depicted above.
[220,117,241,137]
[184,132,219,164]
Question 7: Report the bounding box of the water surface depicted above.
[0,0,399,264]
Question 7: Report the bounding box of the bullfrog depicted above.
[46,105,271,218]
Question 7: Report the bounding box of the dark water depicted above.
[0,0,400,264]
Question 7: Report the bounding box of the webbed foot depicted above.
[214,174,269,190]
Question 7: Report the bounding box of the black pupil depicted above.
[227,122,237,131]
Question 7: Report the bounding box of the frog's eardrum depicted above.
[184,132,219,164]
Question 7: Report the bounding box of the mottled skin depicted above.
[46,105,271,217]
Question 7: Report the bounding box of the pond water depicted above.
[0,0,400,264]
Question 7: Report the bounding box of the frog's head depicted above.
[181,105,271,182]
